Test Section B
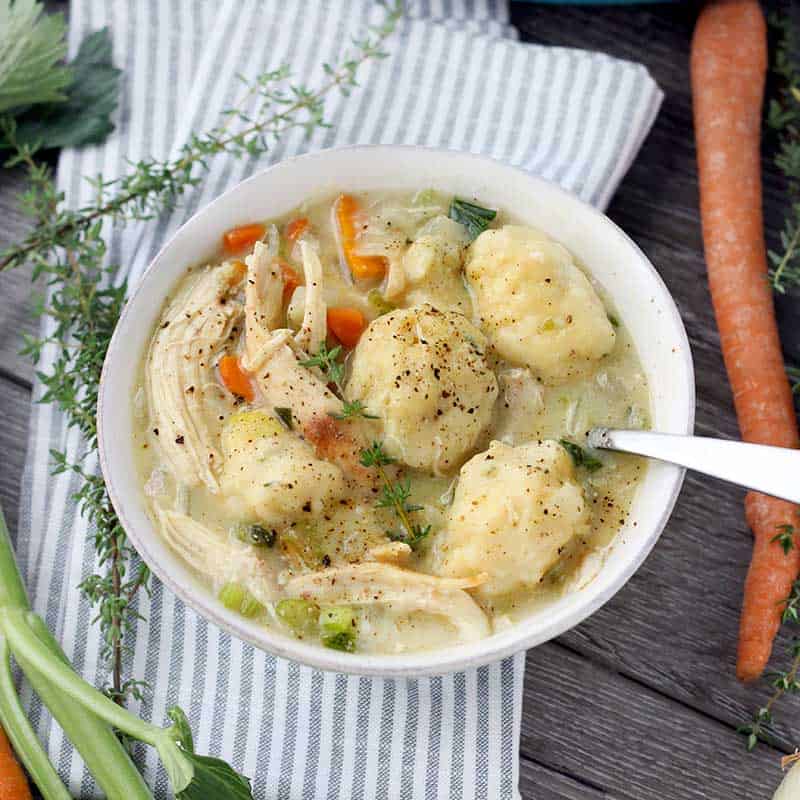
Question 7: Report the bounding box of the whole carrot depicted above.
[691,0,800,681]
[0,724,32,800]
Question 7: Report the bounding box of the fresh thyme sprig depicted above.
[3,123,148,704]
[299,342,377,420]
[773,524,797,555]
[740,577,800,750]
[739,639,800,751]
[299,342,345,388]
[2,1,402,704]
[767,14,800,293]
[0,1,403,273]
[359,442,431,550]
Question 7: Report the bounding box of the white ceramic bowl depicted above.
[98,146,695,677]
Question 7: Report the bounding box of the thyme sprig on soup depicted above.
[135,190,650,654]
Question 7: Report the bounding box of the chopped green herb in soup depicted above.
[134,191,650,655]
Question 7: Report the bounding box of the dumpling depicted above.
[346,304,498,473]
[434,440,589,599]
[402,216,471,312]
[465,225,615,382]
[220,411,345,527]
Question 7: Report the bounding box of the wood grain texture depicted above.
[519,756,610,800]
[522,643,787,800]
[0,166,37,387]
[0,0,797,797]
[0,378,31,548]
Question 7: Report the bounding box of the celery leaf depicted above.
[3,28,121,149]
[0,0,71,113]
[164,707,254,800]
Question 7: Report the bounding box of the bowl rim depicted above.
[98,144,696,677]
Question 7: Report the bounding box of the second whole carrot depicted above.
[691,0,800,681]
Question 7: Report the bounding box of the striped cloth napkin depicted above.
[15,1,662,797]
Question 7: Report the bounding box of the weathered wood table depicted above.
[1,2,798,797]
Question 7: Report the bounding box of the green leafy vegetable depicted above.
[276,598,320,638]
[5,28,122,150]
[274,406,294,430]
[319,605,357,652]
[607,313,620,328]
[559,439,603,473]
[163,708,254,800]
[448,197,497,241]
[0,0,71,113]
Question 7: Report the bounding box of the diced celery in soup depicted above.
[134,190,650,655]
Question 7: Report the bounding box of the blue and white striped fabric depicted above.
[16,2,662,797]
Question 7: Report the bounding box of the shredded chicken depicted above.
[383,254,406,300]
[286,562,490,642]
[157,508,279,605]
[294,241,327,354]
[366,541,413,565]
[145,262,243,491]
[243,242,283,365]
[240,242,374,483]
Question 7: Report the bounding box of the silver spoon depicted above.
[588,428,800,504]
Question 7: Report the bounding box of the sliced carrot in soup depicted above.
[222,223,266,254]
[334,194,386,280]
[218,355,254,401]
[327,307,367,349]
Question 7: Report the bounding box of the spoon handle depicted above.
[589,428,800,504]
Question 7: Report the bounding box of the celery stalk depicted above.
[0,498,254,799]
[0,505,29,611]
[0,636,71,800]
[18,615,153,799]
[0,503,152,799]
[2,609,253,798]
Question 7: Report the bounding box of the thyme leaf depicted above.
[331,399,378,420]
[772,524,796,555]
[360,443,431,550]
[300,342,376,420]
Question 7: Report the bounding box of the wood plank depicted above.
[0,377,31,543]
[0,166,38,386]
[519,756,610,800]
[521,643,786,800]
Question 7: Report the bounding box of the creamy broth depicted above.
[134,190,649,655]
